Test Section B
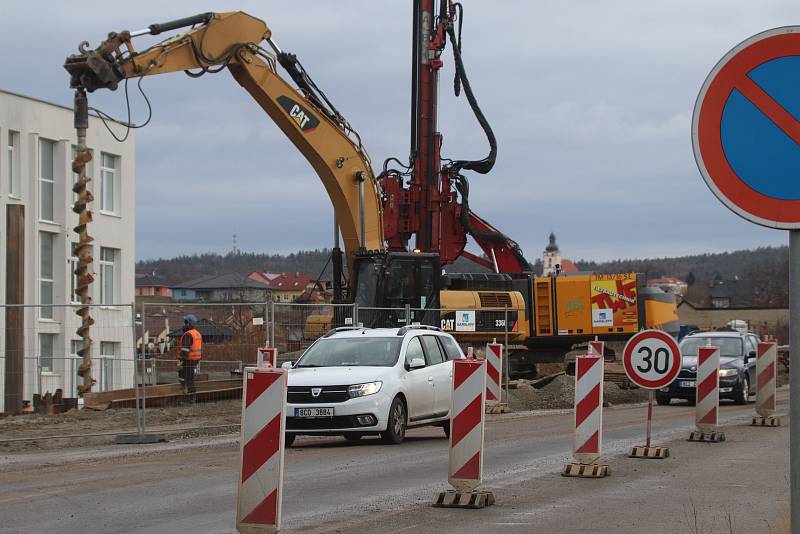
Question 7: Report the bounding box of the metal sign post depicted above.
[645,390,654,449]
[792,230,800,534]
[692,27,800,531]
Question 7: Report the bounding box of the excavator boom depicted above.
[65,11,384,265]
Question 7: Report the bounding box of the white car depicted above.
[283,325,463,446]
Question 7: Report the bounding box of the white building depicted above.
[0,89,135,412]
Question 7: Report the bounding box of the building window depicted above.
[100,152,118,213]
[70,242,81,304]
[39,333,55,372]
[100,247,117,305]
[7,130,18,196]
[71,339,83,356]
[40,232,55,319]
[39,138,55,222]
[100,341,118,357]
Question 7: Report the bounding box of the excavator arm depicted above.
[64,11,384,264]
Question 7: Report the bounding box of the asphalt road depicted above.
[0,390,789,533]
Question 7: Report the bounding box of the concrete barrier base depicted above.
[485,402,510,414]
[433,490,495,509]
[115,433,166,445]
[751,415,782,427]
[561,462,609,478]
[629,446,669,459]
[688,430,725,442]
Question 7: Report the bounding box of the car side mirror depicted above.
[281,361,293,369]
[746,351,756,361]
[408,357,426,370]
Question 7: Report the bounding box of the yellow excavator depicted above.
[65,8,678,376]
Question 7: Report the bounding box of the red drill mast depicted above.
[381,0,529,273]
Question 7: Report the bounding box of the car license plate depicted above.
[679,380,695,388]
[295,407,334,418]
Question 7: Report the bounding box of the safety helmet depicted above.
[183,314,198,326]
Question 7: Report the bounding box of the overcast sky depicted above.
[0,1,795,262]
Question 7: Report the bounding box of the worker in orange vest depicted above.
[177,314,202,394]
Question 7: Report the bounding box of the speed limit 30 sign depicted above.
[622,330,681,390]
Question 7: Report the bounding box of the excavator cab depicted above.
[351,251,441,328]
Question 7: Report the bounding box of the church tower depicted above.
[542,232,562,276]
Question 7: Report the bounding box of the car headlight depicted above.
[348,381,382,398]
[718,368,738,377]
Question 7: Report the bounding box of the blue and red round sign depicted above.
[693,27,800,229]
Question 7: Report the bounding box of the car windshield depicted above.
[296,337,401,367]
[679,336,743,358]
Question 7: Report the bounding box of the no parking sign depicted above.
[693,27,800,228]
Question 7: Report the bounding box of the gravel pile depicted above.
[507,375,649,411]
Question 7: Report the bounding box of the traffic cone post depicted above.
[752,340,781,427]
[433,357,495,509]
[688,346,725,442]
[562,353,608,478]
[484,341,509,414]
[236,368,287,533]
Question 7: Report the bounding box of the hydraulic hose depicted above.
[445,8,497,176]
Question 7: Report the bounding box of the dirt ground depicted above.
[0,398,243,453]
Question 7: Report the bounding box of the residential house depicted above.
[249,271,318,302]
[172,273,271,302]
[709,279,753,309]
[135,274,173,298]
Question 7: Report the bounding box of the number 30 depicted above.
[636,346,668,374]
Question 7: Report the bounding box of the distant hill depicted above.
[136,250,487,283]
[137,246,789,306]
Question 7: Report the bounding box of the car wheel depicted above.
[344,433,363,442]
[441,420,451,438]
[381,397,407,444]
[655,394,671,406]
[735,374,750,405]
[284,433,296,448]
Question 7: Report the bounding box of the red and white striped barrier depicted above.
[237,367,287,533]
[695,346,720,432]
[756,341,777,418]
[257,346,278,368]
[485,342,502,403]
[589,339,605,359]
[448,358,487,492]
[572,354,604,465]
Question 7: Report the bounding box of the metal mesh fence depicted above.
[0,303,138,441]
[271,302,356,358]
[1,302,512,444]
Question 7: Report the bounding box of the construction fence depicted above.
[0,301,512,444]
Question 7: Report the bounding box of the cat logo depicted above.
[277,95,320,133]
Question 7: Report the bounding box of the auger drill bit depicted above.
[71,88,96,396]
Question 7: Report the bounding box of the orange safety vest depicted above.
[179,328,202,361]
